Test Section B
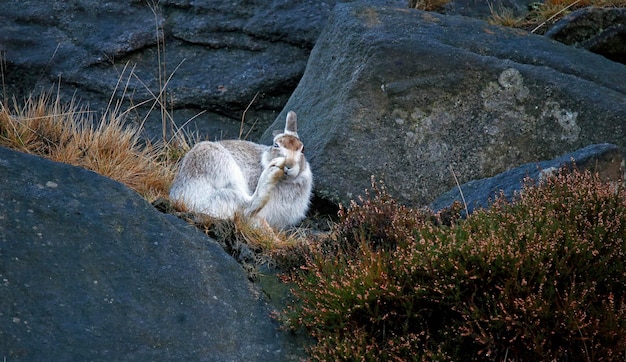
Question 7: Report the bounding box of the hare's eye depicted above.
[273,142,280,148]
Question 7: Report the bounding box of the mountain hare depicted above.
[169,111,313,229]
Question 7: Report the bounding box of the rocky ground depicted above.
[1,0,625,360]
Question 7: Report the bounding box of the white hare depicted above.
[169,111,313,229]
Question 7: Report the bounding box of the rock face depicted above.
[0,0,405,141]
[261,3,626,207]
[545,7,626,65]
[0,146,304,361]
[430,143,625,213]
[0,0,322,141]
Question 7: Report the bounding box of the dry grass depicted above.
[528,0,585,32]
[163,201,319,274]
[487,3,527,27]
[409,0,451,11]
[488,0,626,31]
[0,91,179,201]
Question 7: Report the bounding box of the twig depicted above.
[147,0,168,141]
[239,92,259,140]
[1,51,6,104]
[531,0,581,33]
[450,165,469,216]
[131,59,185,134]
[165,109,207,148]
[578,326,591,362]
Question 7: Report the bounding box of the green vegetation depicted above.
[284,172,626,361]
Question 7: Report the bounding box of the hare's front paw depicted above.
[267,157,286,181]
[269,157,286,170]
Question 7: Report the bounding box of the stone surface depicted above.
[261,3,626,207]
[0,146,304,361]
[429,143,625,213]
[0,0,320,141]
[545,7,626,65]
[0,0,405,142]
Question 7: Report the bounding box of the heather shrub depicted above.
[333,180,429,252]
[285,169,626,361]
[328,179,462,255]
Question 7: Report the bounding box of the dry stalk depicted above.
[531,0,582,33]
[450,165,469,216]
[239,91,260,140]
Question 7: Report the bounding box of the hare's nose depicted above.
[284,161,296,174]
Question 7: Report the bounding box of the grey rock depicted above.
[545,7,626,65]
[0,0,406,142]
[0,146,305,361]
[261,3,626,207]
[0,0,322,141]
[429,143,625,214]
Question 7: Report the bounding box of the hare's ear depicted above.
[284,111,299,137]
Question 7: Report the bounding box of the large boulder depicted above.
[261,3,626,207]
[0,146,305,360]
[0,0,404,141]
[0,0,320,141]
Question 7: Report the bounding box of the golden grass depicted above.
[166,205,318,273]
[488,0,626,31]
[409,0,451,11]
[0,91,178,201]
[488,4,527,27]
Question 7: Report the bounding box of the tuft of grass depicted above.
[487,3,527,27]
[409,0,451,11]
[0,91,179,201]
[161,199,318,276]
[489,0,626,32]
[528,0,585,33]
[284,170,626,361]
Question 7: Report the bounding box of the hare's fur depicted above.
[169,111,313,229]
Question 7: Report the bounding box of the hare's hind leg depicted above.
[170,142,252,218]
